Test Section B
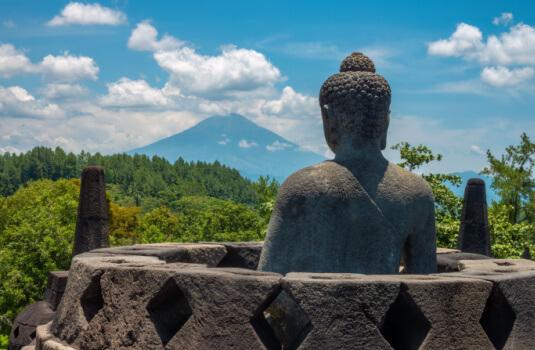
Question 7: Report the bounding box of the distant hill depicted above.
[129,114,325,181]
[447,171,499,203]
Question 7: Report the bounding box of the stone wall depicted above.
[31,243,535,350]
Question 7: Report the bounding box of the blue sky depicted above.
[1,0,534,173]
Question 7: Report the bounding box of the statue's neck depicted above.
[333,138,386,164]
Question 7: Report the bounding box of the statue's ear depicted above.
[380,111,390,150]
[321,104,338,152]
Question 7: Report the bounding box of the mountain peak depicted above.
[129,114,324,180]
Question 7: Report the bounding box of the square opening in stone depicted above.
[146,278,192,346]
[379,288,430,350]
[480,285,515,350]
[251,289,312,350]
[80,274,104,323]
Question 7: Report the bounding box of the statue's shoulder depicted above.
[385,162,434,202]
[279,161,350,196]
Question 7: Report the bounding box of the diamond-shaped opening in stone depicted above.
[251,288,312,350]
[80,274,104,323]
[480,285,515,350]
[379,287,431,350]
[146,278,192,346]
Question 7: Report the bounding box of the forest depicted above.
[0,133,534,347]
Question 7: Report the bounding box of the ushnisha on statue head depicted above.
[319,52,391,154]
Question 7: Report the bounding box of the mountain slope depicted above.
[129,114,325,180]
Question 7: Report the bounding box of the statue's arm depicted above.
[404,200,437,274]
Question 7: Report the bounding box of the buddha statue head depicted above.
[319,52,391,154]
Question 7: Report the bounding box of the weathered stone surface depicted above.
[72,166,109,257]
[168,269,281,350]
[259,53,437,275]
[92,243,227,266]
[35,323,76,350]
[43,271,69,310]
[217,242,263,269]
[459,258,535,273]
[398,275,494,349]
[46,272,69,293]
[436,252,491,272]
[436,247,461,254]
[279,273,400,349]
[444,270,535,349]
[458,178,491,256]
[52,254,282,349]
[9,302,55,350]
[51,254,165,346]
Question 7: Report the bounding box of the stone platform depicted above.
[28,243,535,349]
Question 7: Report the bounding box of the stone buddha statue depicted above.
[258,53,437,275]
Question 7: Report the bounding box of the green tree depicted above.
[252,176,279,231]
[391,142,462,248]
[483,133,535,224]
[0,179,79,338]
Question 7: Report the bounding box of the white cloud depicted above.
[480,66,535,87]
[428,23,483,57]
[429,18,535,87]
[218,134,230,145]
[155,45,283,95]
[47,2,126,26]
[100,78,170,107]
[266,140,293,152]
[261,86,316,117]
[493,13,513,26]
[430,22,535,66]
[128,21,183,52]
[238,139,258,148]
[128,22,282,96]
[0,86,64,119]
[0,44,35,77]
[0,44,99,82]
[471,145,486,155]
[41,83,88,99]
[39,53,99,81]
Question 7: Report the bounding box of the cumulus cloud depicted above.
[39,53,99,81]
[128,21,282,96]
[266,140,293,152]
[429,21,535,65]
[0,44,35,77]
[47,2,126,26]
[261,86,316,117]
[0,43,99,82]
[41,83,88,99]
[480,66,535,87]
[100,78,171,107]
[238,139,258,148]
[428,23,483,58]
[128,21,183,52]
[493,12,513,26]
[155,45,283,95]
[0,86,64,119]
[428,17,535,87]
